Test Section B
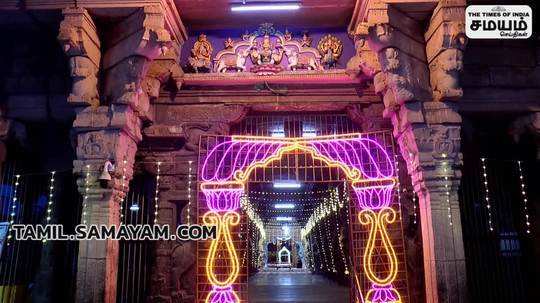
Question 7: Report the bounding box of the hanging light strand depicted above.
[517,160,531,234]
[153,161,161,224]
[6,174,21,245]
[412,191,418,225]
[82,165,90,225]
[443,162,453,226]
[480,158,494,232]
[395,155,402,220]
[42,171,56,243]
[187,160,193,225]
[46,171,56,224]
[120,159,127,224]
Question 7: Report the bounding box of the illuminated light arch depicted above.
[199,133,402,303]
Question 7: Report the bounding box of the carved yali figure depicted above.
[317,34,343,68]
[188,33,213,73]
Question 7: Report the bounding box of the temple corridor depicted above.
[248,270,349,303]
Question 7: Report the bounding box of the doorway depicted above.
[196,117,409,302]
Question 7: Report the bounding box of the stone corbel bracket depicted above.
[360,4,431,112]
[425,1,467,102]
[347,22,381,80]
[103,5,174,124]
[143,41,184,100]
[58,7,101,107]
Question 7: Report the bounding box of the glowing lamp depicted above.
[273,180,301,189]
[231,3,301,12]
[275,216,293,221]
[130,203,140,212]
[274,203,295,209]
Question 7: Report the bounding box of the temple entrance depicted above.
[244,180,351,303]
[196,124,409,303]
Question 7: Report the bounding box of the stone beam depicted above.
[350,1,468,302]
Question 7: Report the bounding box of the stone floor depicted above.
[248,269,350,303]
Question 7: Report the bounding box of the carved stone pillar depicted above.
[59,5,173,303]
[351,2,468,302]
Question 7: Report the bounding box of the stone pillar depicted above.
[350,1,468,302]
[59,6,172,303]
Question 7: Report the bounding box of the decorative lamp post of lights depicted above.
[199,133,402,303]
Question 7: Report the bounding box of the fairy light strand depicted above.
[412,191,418,225]
[82,165,90,225]
[480,158,494,232]
[187,160,193,225]
[443,162,453,226]
[517,160,531,234]
[120,159,127,224]
[42,171,56,243]
[154,161,161,224]
[6,174,21,245]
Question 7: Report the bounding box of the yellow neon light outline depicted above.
[203,211,240,287]
[358,207,399,286]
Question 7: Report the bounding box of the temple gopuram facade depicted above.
[0,1,538,303]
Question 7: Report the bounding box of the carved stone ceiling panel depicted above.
[174,0,356,30]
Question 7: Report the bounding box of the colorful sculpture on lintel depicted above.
[188,33,213,73]
[318,34,343,69]
[198,133,403,303]
[214,23,322,75]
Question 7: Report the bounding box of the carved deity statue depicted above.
[317,34,343,68]
[259,34,273,64]
[188,33,213,72]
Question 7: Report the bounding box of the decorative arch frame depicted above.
[198,133,403,303]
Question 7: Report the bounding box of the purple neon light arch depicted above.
[200,136,395,183]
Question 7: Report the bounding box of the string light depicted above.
[120,159,127,224]
[187,160,193,225]
[42,171,56,243]
[82,165,90,225]
[412,191,417,225]
[480,158,494,232]
[154,161,161,224]
[301,188,342,238]
[443,162,453,226]
[6,174,21,245]
[517,161,531,234]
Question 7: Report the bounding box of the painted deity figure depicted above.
[317,34,343,69]
[249,40,261,65]
[188,33,213,72]
[272,40,285,65]
[259,35,274,64]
